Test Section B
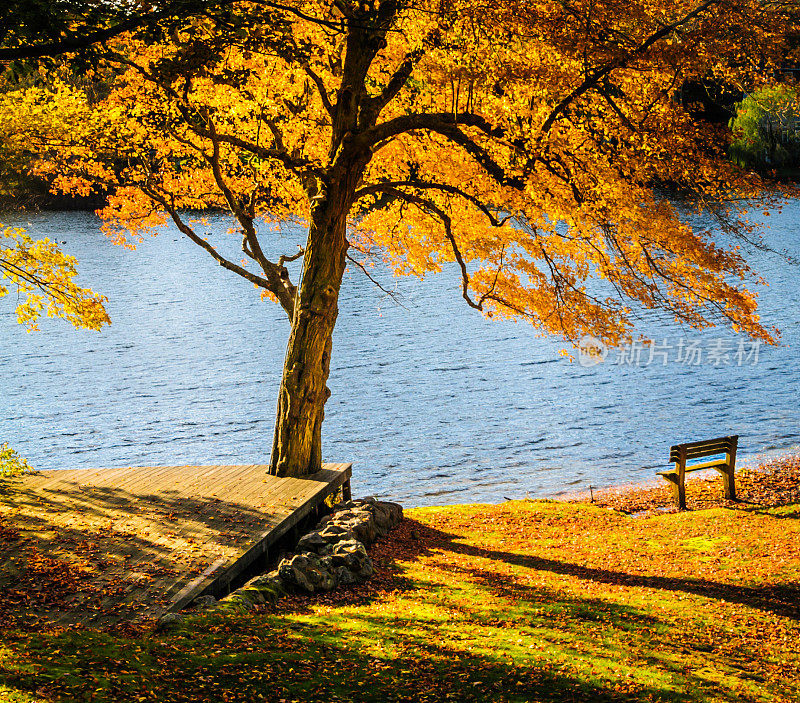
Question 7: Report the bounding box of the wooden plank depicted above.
[671,434,737,449]
[118,465,216,495]
[669,436,737,457]
[165,464,351,612]
[669,448,729,462]
[127,465,350,616]
[208,466,351,593]
[3,462,352,626]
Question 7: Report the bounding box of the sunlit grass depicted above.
[1,498,798,702]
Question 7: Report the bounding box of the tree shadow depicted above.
[739,505,800,520]
[357,517,800,622]
[0,604,757,703]
[0,472,297,628]
[2,511,794,701]
[265,515,796,701]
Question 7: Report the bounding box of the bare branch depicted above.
[345,252,408,308]
[278,246,305,267]
[202,117,298,317]
[150,190,274,290]
[374,186,483,311]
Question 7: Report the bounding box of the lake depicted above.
[1,206,799,506]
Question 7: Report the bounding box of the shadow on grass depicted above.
[390,518,800,621]
[1,513,794,702]
[0,605,750,703]
[0,472,290,628]
[741,506,800,520]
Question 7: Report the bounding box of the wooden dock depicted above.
[0,463,351,627]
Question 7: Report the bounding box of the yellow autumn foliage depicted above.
[0,224,109,331]
[2,0,795,346]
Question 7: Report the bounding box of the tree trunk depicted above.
[269,18,382,476]
[269,202,349,477]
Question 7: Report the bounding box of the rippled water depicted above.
[1,206,799,506]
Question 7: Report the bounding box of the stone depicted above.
[194,498,403,616]
[381,501,404,525]
[297,523,354,554]
[320,523,354,540]
[155,612,185,631]
[246,571,286,598]
[371,503,392,530]
[295,531,328,554]
[333,514,377,543]
[236,587,267,606]
[334,565,360,585]
[278,552,336,593]
[315,558,337,592]
[219,592,257,612]
[190,595,217,611]
[329,539,374,578]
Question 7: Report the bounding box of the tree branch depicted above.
[356,113,528,190]
[303,64,335,118]
[367,26,441,113]
[540,0,722,133]
[202,117,298,317]
[345,252,407,308]
[374,186,484,311]
[0,10,168,61]
[355,180,513,227]
[260,0,347,29]
[185,114,323,177]
[358,111,503,149]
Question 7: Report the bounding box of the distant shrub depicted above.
[0,443,33,477]
[729,86,800,170]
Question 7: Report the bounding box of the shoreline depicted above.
[399,447,800,510]
[563,452,800,515]
[8,446,799,513]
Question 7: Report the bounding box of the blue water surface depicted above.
[1,206,798,506]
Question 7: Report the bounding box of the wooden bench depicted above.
[657,435,738,509]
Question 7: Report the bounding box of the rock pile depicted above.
[197,497,402,615]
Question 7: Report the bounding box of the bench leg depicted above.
[677,456,687,510]
[725,443,737,501]
[722,467,736,501]
[661,474,684,509]
[342,478,352,502]
[676,478,686,510]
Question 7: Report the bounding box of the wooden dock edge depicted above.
[166,463,352,613]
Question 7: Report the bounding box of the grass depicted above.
[1,463,799,702]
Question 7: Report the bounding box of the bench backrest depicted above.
[669,435,738,463]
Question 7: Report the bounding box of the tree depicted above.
[0,442,33,477]
[8,0,796,476]
[0,0,239,64]
[0,78,109,331]
[729,85,800,170]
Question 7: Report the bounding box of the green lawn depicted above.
[1,494,798,702]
